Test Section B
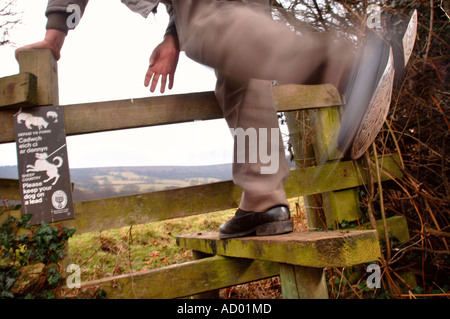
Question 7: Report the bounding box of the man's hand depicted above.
[144,34,180,94]
[15,29,66,61]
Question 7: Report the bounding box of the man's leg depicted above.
[214,72,293,238]
[171,0,352,88]
[215,72,290,213]
[172,0,297,238]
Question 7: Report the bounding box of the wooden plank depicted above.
[0,84,340,144]
[279,264,328,299]
[285,153,402,198]
[0,73,37,108]
[190,251,220,299]
[64,91,221,136]
[76,256,279,299]
[0,178,21,200]
[272,84,341,111]
[176,230,381,268]
[68,180,242,234]
[0,154,402,234]
[67,154,402,234]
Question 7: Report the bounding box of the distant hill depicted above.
[0,164,232,202]
[1,157,295,202]
[0,166,18,179]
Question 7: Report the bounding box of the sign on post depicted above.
[14,105,74,225]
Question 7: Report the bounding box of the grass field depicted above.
[68,209,235,280]
[68,197,305,298]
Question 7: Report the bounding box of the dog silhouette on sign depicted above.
[27,153,63,185]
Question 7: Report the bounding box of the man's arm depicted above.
[15,0,88,60]
[144,33,180,93]
[45,0,89,34]
[15,29,67,61]
[143,2,180,94]
[16,0,179,94]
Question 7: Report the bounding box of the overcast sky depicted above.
[0,0,234,168]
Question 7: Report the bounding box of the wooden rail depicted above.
[79,256,279,299]
[0,73,37,108]
[0,83,340,143]
[1,154,402,234]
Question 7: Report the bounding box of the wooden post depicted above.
[285,110,325,230]
[16,50,59,106]
[279,264,328,299]
[190,251,220,299]
[14,50,71,276]
[310,107,362,228]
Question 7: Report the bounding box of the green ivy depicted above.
[0,203,76,298]
[0,267,19,298]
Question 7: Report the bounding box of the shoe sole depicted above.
[402,10,418,68]
[218,219,293,239]
[350,47,395,159]
[337,32,391,158]
[351,10,417,159]
[338,10,417,160]
[256,219,294,236]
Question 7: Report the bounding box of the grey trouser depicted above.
[171,0,351,212]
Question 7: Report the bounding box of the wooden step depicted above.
[177,230,380,268]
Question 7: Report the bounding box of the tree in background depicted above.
[0,0,20,47]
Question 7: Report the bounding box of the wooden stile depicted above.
[0,49,407,299]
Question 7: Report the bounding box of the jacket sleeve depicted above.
[164,3,177,37]
[122,0,177,38]
[45,0,89,34]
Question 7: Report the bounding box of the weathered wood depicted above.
[65,154,402,234]
[65,91,221,136]
[77,256,279,299]
[0,84,341,144]
[69,179,242,234]
[0,73,37,108]
[279,264,328,299]
[310,107,344,161]
[322,190,362,226]
[284,110,325,230]
[10,263,46,296]
[284,153,402,200]
[272,84,341,111]
[16,50,58,106]
[190,251,221,299]
[0,154,402,234]
[177,230,381,268]
[310,106,362,227]
[0,178,21,200]
[368,215,410,244]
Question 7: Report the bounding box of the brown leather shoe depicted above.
[218,205,293,239]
